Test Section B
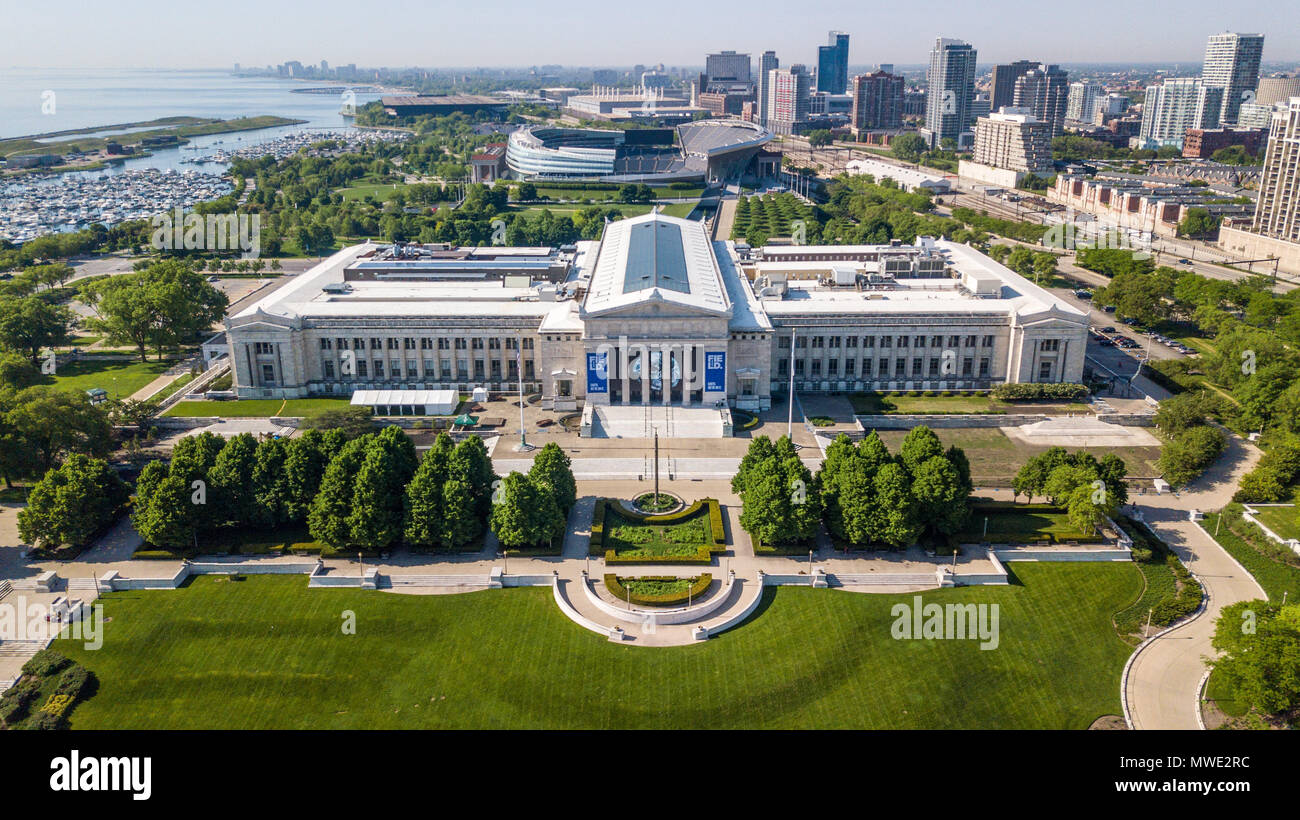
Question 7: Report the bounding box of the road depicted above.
[1124,433,1267,730]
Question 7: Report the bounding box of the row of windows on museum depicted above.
[318,358,537,382]
[314,337,536,352]
[780,356,996,379]
[778,334,998,350]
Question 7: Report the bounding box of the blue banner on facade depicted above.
[586,351,608,393]
[704,350,726,393]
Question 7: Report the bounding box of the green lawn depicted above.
[59,563,1139,729]
[47,358,173,400]
[1203,510,1300,602]
[960,504,1098,544]
[164,398,351,417]
[868,427,1164,483]
[850,392,1090,416]
[1249,505,1300,543]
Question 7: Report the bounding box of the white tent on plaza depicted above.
[349,389,458,416]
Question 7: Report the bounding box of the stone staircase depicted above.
[380,574,492,589]
[828,572,937,587]
[0,639,49,659]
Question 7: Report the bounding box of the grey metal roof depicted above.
[623,220,691,295]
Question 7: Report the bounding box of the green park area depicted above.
[959,503,1100,544]
[866,427,1163,484]
[164,398,351,417]
[849,391,1090,416]
[58,563,1139,729]
[1249,505,1300,543]
[594,499,725,564]
[47,357,174,400]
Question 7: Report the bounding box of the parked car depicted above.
[1101,326,1117,333]
[1102,304,1116,313]
[1178,258,1192,265]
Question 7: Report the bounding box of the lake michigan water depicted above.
[0,67,385,177]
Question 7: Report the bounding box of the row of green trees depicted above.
[129,425,578,554]
[731,428,974,550]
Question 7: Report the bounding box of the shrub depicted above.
[589,499,606,553]
[54,665,92,700]
[22,712,66,731]
[603,574,713,606]
[21,649,69,679]
[991,383,1089,401]
[0,681,40,725]
[707,500,726,546]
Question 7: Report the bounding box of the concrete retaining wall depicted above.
[582,571,736,625]
[551,577,615,638]
[856,414,1049,429]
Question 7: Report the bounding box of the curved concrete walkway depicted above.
[1124,432,1266,730]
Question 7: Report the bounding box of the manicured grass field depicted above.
[959,504,1097,544]
[164,398,351,417]
[60,562,1139,729]
[1249,505,1300,543]
[47,358,173,400]
[868,427,1163,483]
[850,392,1090,416]
[1202,511,1300,603]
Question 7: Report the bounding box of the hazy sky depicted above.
[5,0,1298,68]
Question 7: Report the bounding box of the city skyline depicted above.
[3,0,1298,68]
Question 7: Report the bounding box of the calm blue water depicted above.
[0,68,384,176]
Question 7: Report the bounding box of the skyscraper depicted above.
[923,38,978,147]
[767,65,811,135]
[705,51,752,85]
[1201,32,1264,125]
[1066,81,1106,122]
[757,51,779,127]
[1252,98,1300,243]
[1013,64,1069,136]
[817,31,850,95]
[851,70,905,132]
[990,60,1037,112]
[1139,77,1224,147]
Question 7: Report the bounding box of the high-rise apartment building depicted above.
[1201,32,1264,125]
[816,31,850,94]
[990,60,1037,112]
[1066,81,1105,122]
[971,109,1053,173]
[1139,78,1224,147]
[767,65,812,135]
[756,51,779,127]
[705,51,751,84]
[1252,97,1300,242]
[923,38,977,147]
[1013,64,1069,136]
[851,70,905,131]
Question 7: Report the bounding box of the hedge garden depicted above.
[591,498,726,564]
[0,649,97,730]
[603,574,713,607]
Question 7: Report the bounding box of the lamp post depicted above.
[515,332,528,452]
[787,330,796,439]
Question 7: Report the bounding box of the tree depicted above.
[132,473,200,550]
[1211,600,1300,717]
[300,406,374,438]
[899,426,944,475]
[867,463,920,549]
[3,386,113,476]
[0,296,76,365]
[891,133,927,163]
[206,433,260,528]
[78,260,227,361]
[738,440,821,547]
[282,428,345,522]
[1066,482,1111,536]
[911,455,969,542]
[449,435,497,522]
[307,435,373,549]
[1098,453,1129,507]
[0,351,40,391]
[527,442,576,514]
[732,436,776,497]
[250,437,289,526]
[404,436,452,549]
[490,472,563,549]
[17,455,128,550]
[1158,426,1227,488]
[1178,207,1220,238]
[345,427,417,551]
